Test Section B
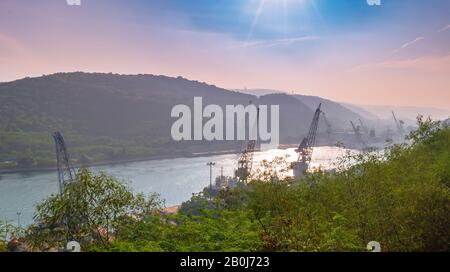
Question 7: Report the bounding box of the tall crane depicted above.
[53,131,76,194]
[350,121,367,149]
[235,106,259,183]
[392,111,405,138]
[294,104,322,181]
[359,119,369,135]
[53,132,79,245]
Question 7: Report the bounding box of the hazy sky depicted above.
[1,0,449,109]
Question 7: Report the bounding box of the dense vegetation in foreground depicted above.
[1,117,449,252]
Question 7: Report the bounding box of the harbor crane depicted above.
[53,131,76,194]
[294,104,322,181]
[350,120,367,149]
[53,132,80,246]
[392,111,405,138]
[359,119,369,135]
[235,106,259,183]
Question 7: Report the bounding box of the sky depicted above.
[0,0,449,109]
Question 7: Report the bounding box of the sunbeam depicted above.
[244,0,312,47]
[283,0,288,38]
[245,0,266,48]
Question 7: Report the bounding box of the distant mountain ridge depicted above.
[1,72,351,169]
[342,103,450,122]
[236,88,448,126]
[340,103,379,120]
[6,73,440,169]
[235,89,368,129]
[292,94,366,129]
[233,89,284,97]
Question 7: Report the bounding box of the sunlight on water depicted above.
[253,146,353,174]
[0,146,355,226]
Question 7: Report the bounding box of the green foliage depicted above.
[245,117,449,252]
[217,186,249,210]
[179,193,216,216]
[0,221,25,252]
[27,169,162,251]
[21,117,450,252]
[106,210,262,252]
[251,155,293,182]
[0,221,12,252]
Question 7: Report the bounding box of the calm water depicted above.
[0,147,351,226]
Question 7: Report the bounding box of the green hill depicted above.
[1,72,344,170]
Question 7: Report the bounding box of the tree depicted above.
[0,221,25,252]
[0,221,12,252]
[27,169,163,251]
[109,210,262,252]
[244,118,449,251]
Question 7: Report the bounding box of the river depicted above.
[0,146,352,227]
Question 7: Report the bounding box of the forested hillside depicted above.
[0,72,362,170]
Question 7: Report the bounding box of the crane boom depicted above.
[297,103,322,158]
[392,111,405,137]
[53,131,76,194]
[350,120,359,133]
[350,121,366,149]
[294,104,322,180]
[235,106,259,183]
[359,119,369,135]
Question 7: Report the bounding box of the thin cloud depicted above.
[390,36,425,55]
[234,36,320,49]
[401,37,425,49]
[349,54,450,72]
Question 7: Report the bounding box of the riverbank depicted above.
[0,145,354,226]
[0,149,237,175]
[0,144,306,175]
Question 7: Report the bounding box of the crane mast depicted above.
[294,103,322,181]
[350,120,359,134]
[392,111,405,137]
[350,120,367,149]
[235,106,259,183]
[53,131,76,194]
[359,119,369,135]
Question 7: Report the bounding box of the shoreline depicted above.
[0,141,375,176]
[0,144,300,175]
[0,150,241,175]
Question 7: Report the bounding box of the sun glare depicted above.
[245,0,310,45]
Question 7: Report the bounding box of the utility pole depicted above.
[16,211,21,227]
[206,162,215,200]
